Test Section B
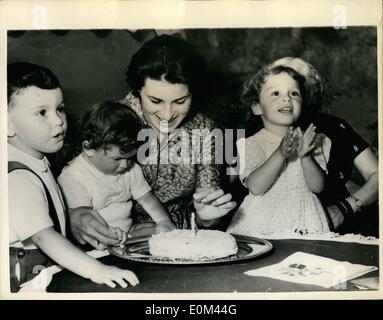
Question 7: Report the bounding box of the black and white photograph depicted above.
[1,0,381,301]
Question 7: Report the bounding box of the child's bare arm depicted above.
[136,191,176,232]
[31,227,139,287]
[246,127,296,195]
[296,125,325,193]
[300,156,325,193]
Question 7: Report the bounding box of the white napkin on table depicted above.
[245,251,378,289]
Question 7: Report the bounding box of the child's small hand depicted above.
[296,123,316,158]
[155,220,176,233]
[89,265,139,288]
[110,227,128,247]
[279,127,297,158]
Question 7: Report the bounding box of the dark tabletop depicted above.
[47,239,379,293]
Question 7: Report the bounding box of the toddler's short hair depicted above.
[241,65,306,109]
[81,101,142,153]
[8,62,61,105]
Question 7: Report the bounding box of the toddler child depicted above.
[58,101,175,244]
[228,64,330,238]
[8,62,139,292]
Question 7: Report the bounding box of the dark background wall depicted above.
[8,27,378,155]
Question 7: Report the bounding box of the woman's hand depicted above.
[193,188,237,221]
[296,124,316,158]
[69,207,121,250]
[279,126,297,159]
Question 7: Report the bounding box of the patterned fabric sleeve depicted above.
[195,132,221,188]
[194,114,220,189]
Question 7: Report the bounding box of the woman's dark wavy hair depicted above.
[81,101,143,154]
[242,65,306,137]
[125,34,207,112]
[7,62,61,105]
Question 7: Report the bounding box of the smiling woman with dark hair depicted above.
[125,34,207,112]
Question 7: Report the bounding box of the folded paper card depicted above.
[245,251,378,289]
[350,277,380,290]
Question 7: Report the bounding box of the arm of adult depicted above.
[69,207,120,250]
[326,148,378,229]
[347,148,379,210]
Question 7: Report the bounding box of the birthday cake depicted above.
[148,229,238,261]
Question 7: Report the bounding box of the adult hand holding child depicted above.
[69,207,122,250]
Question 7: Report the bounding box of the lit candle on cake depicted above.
[191,212,197,235]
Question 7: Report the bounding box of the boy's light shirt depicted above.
[58,153,151,230]
[8,143,67,249]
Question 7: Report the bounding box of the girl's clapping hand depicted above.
[296,123,317,158]
[89,265,139,288]
[279,126,297,158]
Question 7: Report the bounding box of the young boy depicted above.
[57,101,175,244]
[8,62,139,292]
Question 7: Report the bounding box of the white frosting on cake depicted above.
[149,230,238,261]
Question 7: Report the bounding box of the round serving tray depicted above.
[108,233,273,265]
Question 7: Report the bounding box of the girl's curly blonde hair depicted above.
[241,64,306,109]
[242,57,329,136]
[270,57,327,113]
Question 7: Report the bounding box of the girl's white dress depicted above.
[227,129,331,238]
